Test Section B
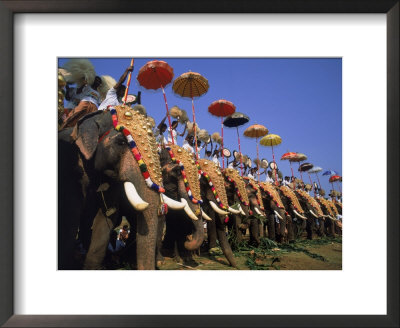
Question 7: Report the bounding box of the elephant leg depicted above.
[318,219,325,237]
[249,219,260,247]
[162,213,178,258]
[287,216,295,243]
[156,215,165,267]
[84,209,113,270]
[258,222,264,238]
[306,218,314,240]
[267,213,276,241]
[206,214,218,250]
[230,214,243,245]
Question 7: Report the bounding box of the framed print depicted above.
[0,1,398,327]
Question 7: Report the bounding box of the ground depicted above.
[158,236,342,270]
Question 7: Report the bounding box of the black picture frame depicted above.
[0,1,398,327]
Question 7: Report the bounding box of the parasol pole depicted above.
[298,162,304,181]
[289,160,295,182]
[308,172,315,196]
[338,182,342,193]
[331,182,335,192]
[221,117,225,169]
[256,137,259,182]
[123,58,134,104]
[236,127,244,176]
[160,85,174,145]
[315,172,322,189]
[271,144,278,186]
[189,84,199,160]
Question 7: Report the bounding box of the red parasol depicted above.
[280,152,297,182]
[172,72,209,159]
[137,60,175,144]
[329,175,341,183]
[208,99,236,169]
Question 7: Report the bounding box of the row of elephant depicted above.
[59,107,342,270]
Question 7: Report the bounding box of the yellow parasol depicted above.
[260,134,282,185]
[243,124,269,181]
[172,72,209,158]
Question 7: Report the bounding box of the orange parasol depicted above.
[172,72,209,158]
[243,124,269,181]
[208,99,236,168]
[137,60,175,143]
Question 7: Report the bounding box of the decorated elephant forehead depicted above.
[198,159,229,208]
[327,199,339,216]
[279,186,304,214]
[168,144,202,202]
[295,189,324,217]
[259,182,285,210]
[246,178,264,211]
[223,168,249,204]
[114,105,163,186]
[316,196,334,216]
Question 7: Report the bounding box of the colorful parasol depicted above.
[259,134,282,185]
[281,152,298,182]
[298,163,316,195]
[223,112,250,176]
[323,170,339,191]
[137,60,175,143]
[244,124,269,181]
[172,71,209,158]
[308,166,323,188]
[292,152,307,180]
[208,99,236,169]
[329,175,341,182]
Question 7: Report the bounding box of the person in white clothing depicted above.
[98,65,133,111]
[265,170,274,183]
[61,76,102,129]
[182,135,195,155]
[282,176,291,187]
[247,168,257,180]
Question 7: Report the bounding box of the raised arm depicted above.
[114,65,134,90]
[157,115,167,131]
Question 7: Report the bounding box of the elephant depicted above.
[278,185,308,241]
[58,107,189,270]
[294,189,326,240]
[223,168,259,246]
[197,159,240,268]
[158,144,207,266]
[257,182,288,243]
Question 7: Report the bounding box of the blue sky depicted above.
[59,58,342,193]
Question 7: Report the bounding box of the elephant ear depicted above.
[71,111,112,160]
[71,115,100,160]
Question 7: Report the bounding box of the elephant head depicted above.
[198,159,237,268]
[294,189,324,219]
[159,144,205,261]
[59,106,186,270]
[279,185,307,221]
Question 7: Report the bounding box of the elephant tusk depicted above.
[124,182,149,211]
[274,210,284,221]
[329,215,337,221]
[238,204,246,216]
[201,209,212,221]
[228,206,241,214]
[209,201,229,215]
[254,207,263,216]
[179,198,198,221]
[294,209,307,220]
[309,209,319,218]
[161,194,186,210]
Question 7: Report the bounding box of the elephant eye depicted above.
[117,137,127,146]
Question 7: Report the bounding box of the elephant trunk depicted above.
[215,214,237,268]
[177,179,204,251]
